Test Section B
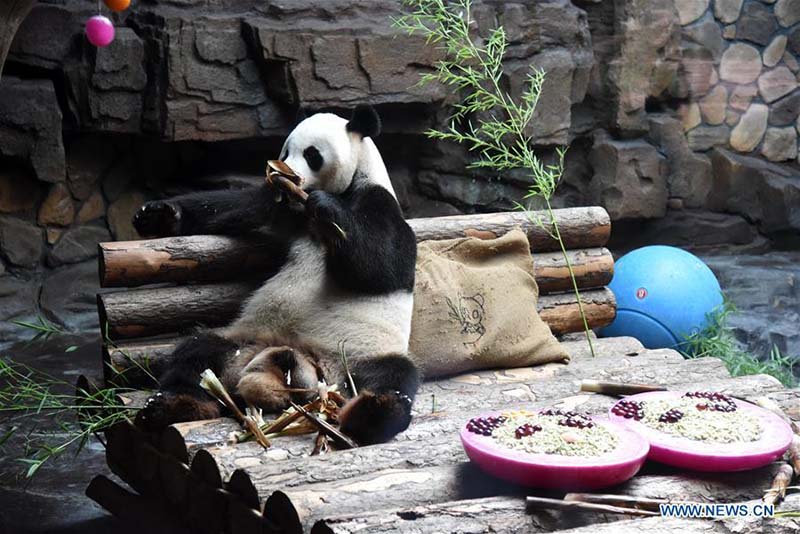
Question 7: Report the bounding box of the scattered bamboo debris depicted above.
[764,463,794,506]
[200,369,271,448]
[580,380,666,396]
[289,401,357,450]
[526,495,660,517]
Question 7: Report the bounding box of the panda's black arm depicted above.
[133,185,285,237]
[307,186,416,294]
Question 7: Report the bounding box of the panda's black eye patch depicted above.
[303,146,323,172]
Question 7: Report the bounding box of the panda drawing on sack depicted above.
[132,105,420,445]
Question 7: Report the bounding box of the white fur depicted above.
[230,237,413,358]
[228,112,410,360]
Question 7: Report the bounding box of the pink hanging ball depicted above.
[85,15,115,47]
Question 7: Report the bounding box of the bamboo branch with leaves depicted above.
[394,0,596,356]
[0,358,137,477]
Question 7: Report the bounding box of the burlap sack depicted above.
[409,229,569,377]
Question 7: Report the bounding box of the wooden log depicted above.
[533,247,613,293]
[538,288,616,335]
[99,235,612,293]
[408,208,610,252]
[314,492,800,534]
[99,235,280,288]
[97,282,254,339]
[262,456,784,531]
[97,209,611,287]
[104,357,791,532]
[204,371,777,497]
[98,282,615,341]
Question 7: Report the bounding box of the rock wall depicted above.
[675,0,800,162]
[0,0,799,344]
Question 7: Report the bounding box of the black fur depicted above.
[135,333,237,430]
[338,354,419,444]
[133,184,304,237]
[307,185,416,294]
[349,354,420,400]
[346,104,381,138]
[303,146,323,172]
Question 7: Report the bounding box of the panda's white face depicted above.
[279,113,361,194]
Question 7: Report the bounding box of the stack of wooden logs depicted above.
[97,207,617,385]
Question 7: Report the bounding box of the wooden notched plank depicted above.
[97,208,611,288]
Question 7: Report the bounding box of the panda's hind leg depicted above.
[135,332,236,431]
[235,346,321,412]
[337,354,420,445]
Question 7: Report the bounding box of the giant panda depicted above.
[132,105,420,445]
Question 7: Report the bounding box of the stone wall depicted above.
[676,0,800,162]
[0,0,799,345]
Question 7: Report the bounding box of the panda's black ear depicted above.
[346,104,381,139]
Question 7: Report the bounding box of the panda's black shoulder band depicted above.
[346,104,381,138]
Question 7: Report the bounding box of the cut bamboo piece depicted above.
[98,284,615,341]
[97,208,611,288]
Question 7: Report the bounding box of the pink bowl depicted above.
[609,391,793,472]
[460,413,649,490]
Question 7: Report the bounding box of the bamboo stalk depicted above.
[563,493,669,513]
[525,496,660,517]
[289,401,357,449]
[789,436,800,477]
[764,463,794,506]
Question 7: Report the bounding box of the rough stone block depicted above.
[588,132,667,220]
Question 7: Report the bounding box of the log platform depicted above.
[90,336,800,533]
[89,207,800,532]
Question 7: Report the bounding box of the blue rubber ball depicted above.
[598,245,722,349]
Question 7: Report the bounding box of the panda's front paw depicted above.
[338,390,413,445]
[306,191,347,242]
[133,200,182,238]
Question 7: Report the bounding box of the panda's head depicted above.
[279,105,382,194]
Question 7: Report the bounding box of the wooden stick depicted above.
[289,401,357,450]
[526,496,660,517]
[580,380,666,396]
[564,493,670,513]
[764,463,794,506]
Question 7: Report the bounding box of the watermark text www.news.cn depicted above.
[659,503,774,518]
